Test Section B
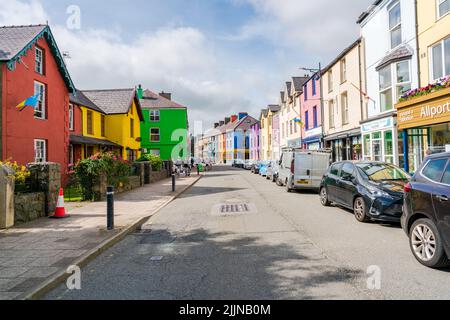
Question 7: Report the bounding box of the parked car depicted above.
[278,149,331,192]
[267,160,280,182]
[259,161,270,177]
[232,159,245,168]
[244,160,254,170]
[320,161,410,223]
[401,152,450,269]
[251,161,261,174]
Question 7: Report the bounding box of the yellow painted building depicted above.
[260,109,270,161]
[417,0,450,86]
[70,89,144,162]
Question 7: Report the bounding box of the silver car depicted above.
[266,161,280,182]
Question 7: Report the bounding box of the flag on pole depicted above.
[16,94,40,112]
[294,117,303,127]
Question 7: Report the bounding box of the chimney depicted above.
[214,123,219,128]
[231,115,238,122]
[219,121,225,126]
[137,84,143,99]
[225,117,231,124]
[159,91,172,100]
[238,112,248,120]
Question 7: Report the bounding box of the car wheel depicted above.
[276,178,283,186]
[353,197,370,223]
[409,219,449,269]
[320,187,331,207]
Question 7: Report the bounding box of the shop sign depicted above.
[398,98,450,130]
[361,117,393,133]
[304,126,322,138]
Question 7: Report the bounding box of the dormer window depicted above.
[35,47,44,75]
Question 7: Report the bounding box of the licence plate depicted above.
[296,180,309,185]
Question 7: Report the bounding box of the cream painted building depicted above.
[260,105,280,160]
[322,38,367,162]
[279,78,307,151]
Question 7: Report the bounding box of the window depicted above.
[340,59,347,83]
[313,107,318,128]
[34,81,46,119]
[150,149,160,156]
[341,93,349,125]
[437,0,449,18]
[150,128,160,142]
[305,111,309,130]
[422,158,448,182]
[328,70,333,93]
[87,110,93,135]
[442,162,450,185]
[430,37,450,81]
[150,110,160,122]
[35,47,44,74]
[330,163,341,176]
[289,121,293,135]
[34,139,46,162]
[389,1,402,49]
[101,114,106,137]
[304,85,308,101]
[312,79,316,96]
[379,61,410,112]
[340,163,355,179]
[69,104,74,131]
[130,118,134,138]
[329,100,335,128]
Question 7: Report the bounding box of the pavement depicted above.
[44,165,450,300]
[0,174,201,300]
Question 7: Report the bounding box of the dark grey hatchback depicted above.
[401,152,450,269]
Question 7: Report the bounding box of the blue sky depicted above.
[0,0,374,129]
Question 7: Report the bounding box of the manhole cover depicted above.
[212,202,257,216]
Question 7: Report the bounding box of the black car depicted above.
[401,152,450,269]
[320,161,410,223]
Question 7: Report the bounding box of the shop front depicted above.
[302,127,322,150]
[396,87,450,173]
[361,115,400,166]
[324,128,362,162]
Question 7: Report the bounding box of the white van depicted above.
[277,149,332,192]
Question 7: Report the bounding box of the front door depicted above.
[433,159,450,251]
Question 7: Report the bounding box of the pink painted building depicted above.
[301,73,323,150]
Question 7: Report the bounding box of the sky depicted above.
[0,0,374,130]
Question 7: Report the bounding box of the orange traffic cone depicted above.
[49,188,70,219]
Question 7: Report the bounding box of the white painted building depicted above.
[358,0,419,166]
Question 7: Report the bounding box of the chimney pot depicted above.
[159,91,172,100]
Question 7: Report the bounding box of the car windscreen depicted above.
[356,163,410,182]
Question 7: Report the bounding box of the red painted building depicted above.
[0,25,75,179]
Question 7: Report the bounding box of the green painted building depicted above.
[138,87,189,161]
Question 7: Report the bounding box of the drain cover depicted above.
[220,204,249,213]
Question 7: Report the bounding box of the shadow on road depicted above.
[177,186,247,199]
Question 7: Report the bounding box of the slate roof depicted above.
[140,89,187,109]
[376,44,413,71]
[70,134,121,148]
[268,104,280,113]
[286,82,292,95]
[0,25,46,60]
[260,109,269,119]
[82,88,144,121]
[292,77,309,92]
[228,115,258,131]
[70,90,104,113]
[280,91,285,103]
[357,0,383,24]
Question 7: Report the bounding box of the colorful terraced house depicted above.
[69,88,144,163]
[138,86,189,161]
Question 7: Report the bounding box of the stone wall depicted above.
[14,192,45,225]
[150,170,169,183]
[0,165,15,229]
[28,162,61,215]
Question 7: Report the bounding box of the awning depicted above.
[302,135,322,144]
[69,134,122,148]
[324,128,361,141]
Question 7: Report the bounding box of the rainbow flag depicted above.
[16,94,40,112]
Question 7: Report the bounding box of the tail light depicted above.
[404,182,412,193]
[290,160,295,174]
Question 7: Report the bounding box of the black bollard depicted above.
[197,165,200,176]
[107,186,114,230]
[172,174,176,192]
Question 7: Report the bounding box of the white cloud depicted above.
[0,0,48,25]
[232,0,373,56]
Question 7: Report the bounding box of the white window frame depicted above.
[379,60,411,113]
[150,110,160,122]
[34,81,46,119]
[340,58,347,83]
[69,104,74,131]
[341,93,349,125]
[329,100,335,128]
[35,47,43,75]
[388,1,402,50]
[429,36,449,81]
[34,139,47,163]
[328,70,333,93]
[150,149,160,156]
[437,0,450,19]
[150,128,160,142]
